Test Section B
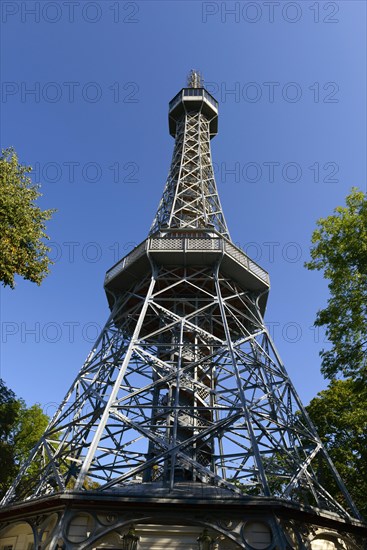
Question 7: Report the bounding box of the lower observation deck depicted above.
[104,230,269,314]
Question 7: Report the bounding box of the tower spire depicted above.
[187,69,203,88]
[149,74,229,238]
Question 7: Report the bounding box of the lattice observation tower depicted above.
[1,71,366,550]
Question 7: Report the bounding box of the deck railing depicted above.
[105,236,269,286]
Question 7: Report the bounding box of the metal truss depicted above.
[1,262,360,520]
[150,111,230,239]
[1,77,362,530]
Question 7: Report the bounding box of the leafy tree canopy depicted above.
[0,379,49,499]
[306,379,367,519]
[305,188,367,381]
[0,147,55,288]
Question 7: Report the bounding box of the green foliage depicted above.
[305,190,367,518]
[305,188,367,381]
[0,147,55,288]
[0,379,49,499]
[0,380,21,494]
[306,379,367,518]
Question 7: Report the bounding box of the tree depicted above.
[0,147,55,288]
[0,380,49,499]
[306,379,367,518]
[0,380,21,495]
[305,188,367,381]
[305,189,367,519]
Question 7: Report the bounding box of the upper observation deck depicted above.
[169,88,219,138]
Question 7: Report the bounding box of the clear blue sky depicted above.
[0,1,366,417]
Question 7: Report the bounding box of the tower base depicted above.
[1,485,366,550]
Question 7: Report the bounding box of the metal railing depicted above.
[105,236,269,286]
[105,241,146,282]
[169,89,218,112]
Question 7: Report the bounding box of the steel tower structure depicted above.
[1,72,366,550]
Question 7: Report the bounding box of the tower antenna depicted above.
[187,68,203,88]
